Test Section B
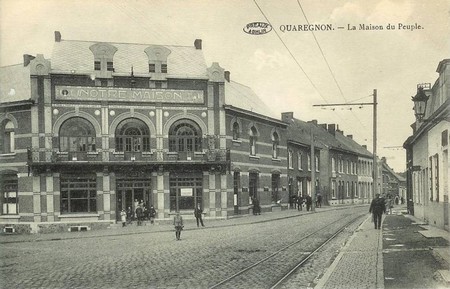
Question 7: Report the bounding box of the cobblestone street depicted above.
[0,207,366,289]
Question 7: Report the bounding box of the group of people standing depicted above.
[120,199,156,227]
[289,194,321,211]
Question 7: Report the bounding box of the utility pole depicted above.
[313,89,378,202]
[310,123,316,212]
[372,89,378,199]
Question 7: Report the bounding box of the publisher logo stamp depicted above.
[243,22,272,35]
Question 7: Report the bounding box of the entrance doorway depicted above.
[116,179,151,221]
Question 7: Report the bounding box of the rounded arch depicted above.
[163,113,207,137]
[168,118,203,152]
[53,111,101,137]
[248,167,261,173]
[271,169,282,174]
[110,111,156,137]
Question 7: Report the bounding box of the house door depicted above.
[116,179,151,221]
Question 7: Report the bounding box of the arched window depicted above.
[272,132,279,158]
[169,119,202,152]
[1,120,15,154]
[59,117,96,152]
[115,118,150,152]
[249,126,257,156]
[232,122,240,140]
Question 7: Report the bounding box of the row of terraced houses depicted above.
[1,32,384,233]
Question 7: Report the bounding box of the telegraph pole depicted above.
[310,123,316,212]
[313,89,378,202]
[372,89,378,199]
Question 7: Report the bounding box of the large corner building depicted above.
[0,32,288,233]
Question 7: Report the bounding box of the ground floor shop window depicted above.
[1,176,18,215]
[170,173,202,212]
[60,174,97,213]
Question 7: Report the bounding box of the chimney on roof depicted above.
[194,39,202,50]
[224,71,230,82]
[347,135,353,139]
[319,123,327,130]
[381,157,387,163]
[327,124,336,135]
[55,31,61,42]
[308,119,318,125]
[23,54,35,67]
[281,112,294,123]
[362,145,367,149]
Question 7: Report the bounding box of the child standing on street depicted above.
[173,212,183,240]
[120,209,127,227]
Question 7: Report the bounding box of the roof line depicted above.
[58,39,195,48]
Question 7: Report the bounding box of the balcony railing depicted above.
[28,149,228,164]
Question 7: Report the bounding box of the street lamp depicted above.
[411,86,429,121]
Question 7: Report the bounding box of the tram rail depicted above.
[208,212,367,289]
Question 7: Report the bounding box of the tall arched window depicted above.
[232,122,240,140]
[1,120,15,154]
[272,132,279,158]
[249,126,257,156]
[59,117,96,152]
[115,118,150,152]
[169,119,202,152]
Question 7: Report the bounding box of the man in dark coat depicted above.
[305,195,312,211]
[194,204,205,227]
[369,193,386,229]
[297,195,304,211]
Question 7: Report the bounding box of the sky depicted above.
[1,0,449,172]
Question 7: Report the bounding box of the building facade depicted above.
[404,59,450,231]
[0,32,287,233]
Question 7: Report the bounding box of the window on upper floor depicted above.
[315,155,319,172]
[161,63,168,73]
[298,153,303,170]
[307,154,311,171]
[149,63,156,73]
[249,126,258,156]
[1,174,18,215]
[332,157,336,172]
[59,117,96,152]
[169,119,202,152]
[107,61,114,72]
[115,118,151,152]
[288,150,293,169]
[94,61,101,71]
[232,122,240,140]
[272,132,279,159]
[1,120,15,154]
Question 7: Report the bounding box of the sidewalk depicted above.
[316,204,450,289]
[315,214,384,289]
[0,204,355,244]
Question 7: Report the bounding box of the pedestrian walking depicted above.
[305,195,312,211]
[120,209,127,227]
[149,205,156,224]
[173,212,183,240]
[369,193,386,230]
[194,204,205,227]
[297,195,303,211]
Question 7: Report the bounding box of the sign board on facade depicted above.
[55,86,204,103]
[180,188,193,196]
